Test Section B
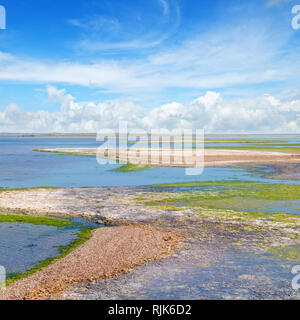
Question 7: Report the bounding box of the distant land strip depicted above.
[34,147,300,167]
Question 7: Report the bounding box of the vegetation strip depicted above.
[113,163,150,172]
[145,181,300,228]
[150,180,300,200]
[0,213,72,227]
[0,186,59,192]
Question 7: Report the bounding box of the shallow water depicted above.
[0,222,79,278]
[0,136,299,188]
[0,214,100,279]
[65,243,299,300]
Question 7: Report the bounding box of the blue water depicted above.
[0,136,299,188]
[0,216,100,278]
[0,222,79,277]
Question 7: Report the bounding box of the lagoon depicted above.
[1,136,299,189]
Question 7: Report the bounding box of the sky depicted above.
[0,0,300,133]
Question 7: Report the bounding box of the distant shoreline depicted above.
[0,133,97,137]
[1,133,300,138]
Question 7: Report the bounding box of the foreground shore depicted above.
[0,185,299,300]
[0,224,180,300]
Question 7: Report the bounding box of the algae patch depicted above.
[135,181,300,261]
[113,163,150,172]
[0,213,73,227]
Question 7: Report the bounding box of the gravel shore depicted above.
[0,186,299,300]
[0,224,181,300]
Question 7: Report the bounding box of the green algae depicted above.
[142,181,300,230]
[198,208,299,228]
[113,163,150,172]
[266,245,300,262]
[0,186,59,192]
[138,191,300,262]
[204,139,289,144]
[0,213,73,227]
[150,181,300,201]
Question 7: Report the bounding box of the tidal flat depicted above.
[0,180,299,300]
[0,136,299,300]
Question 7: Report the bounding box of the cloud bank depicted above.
[0,86,299,133]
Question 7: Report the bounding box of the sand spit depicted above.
[0,225,181,300]
[35,147,300,167]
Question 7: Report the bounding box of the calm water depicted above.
[0,136,299,188]
[0,217,99,279]
[0,221,78,278]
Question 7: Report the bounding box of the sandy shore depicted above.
[0,187,181,222]
[35,147,300,167]
[0,224,181,300]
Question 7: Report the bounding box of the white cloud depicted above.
[69,0,179,52]
[0,18,298,96]
[77,38,167,51]
[0,86,299,133]
[68,17,120,33]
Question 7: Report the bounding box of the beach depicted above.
[35,147,300,167]
[0,223,181,300]
[0,185,299,299]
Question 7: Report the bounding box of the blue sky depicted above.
[0,0,300,132]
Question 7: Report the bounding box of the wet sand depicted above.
[263,163,300,180]
[0,224,181,300]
